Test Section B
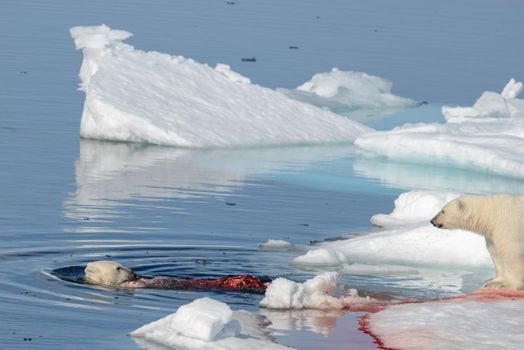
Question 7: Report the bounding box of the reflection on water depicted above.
[354,156,524,194]
[260,308,346,335]
[63,140,359,230]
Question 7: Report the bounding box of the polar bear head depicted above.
[84,260,136,286]
[430,197,469,230]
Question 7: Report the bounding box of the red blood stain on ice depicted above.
[356,289,524,350]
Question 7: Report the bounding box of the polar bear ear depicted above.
[457,199,465,211]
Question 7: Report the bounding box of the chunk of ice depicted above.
[356,78,524,178]
[355,119,524,179]
[443,78,524,121]
[294,191,492,270]
[260,272,369,310]
[130,297,291,349]
[280,68,421,118]
[258,239,292,249]
[70,25,371,147]
[370,190,459,228]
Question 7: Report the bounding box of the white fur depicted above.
[84,260,135,286]
[431,195,524,290]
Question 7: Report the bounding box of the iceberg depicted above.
[130,297,291,350]
[70,25,371,148]
[355,79,524,179]
[279,68,421,118]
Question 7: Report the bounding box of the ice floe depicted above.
[130,297,291,350]
[71,25,371,147]
[280,68,421,118]
[293,191,492,270]
[367,296,524,350]
[355,78,524,179]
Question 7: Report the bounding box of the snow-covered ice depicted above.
[323,225,491,269]
[355,79,524,179]
[260,272,371,310]
[130,297,291,350]
[280,68,421,118]
[71,25,371,147]
[293,191,492,270]
[370,190,459,228]
[368,297,524,350]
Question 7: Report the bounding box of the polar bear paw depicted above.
[483,279,507,290]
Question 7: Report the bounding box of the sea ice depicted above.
[355,79,524,178]
[294,191,492,269]
[368,298,524,350]
[70,25,371,147]
[279,68,421,118]
[130,297,291,350]
[322,225,491,269]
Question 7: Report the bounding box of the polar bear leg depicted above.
[483,238,505,288]
[484,237,524,290]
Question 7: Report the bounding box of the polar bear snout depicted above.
[430,215,444,228]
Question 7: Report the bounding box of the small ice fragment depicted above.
[258,239,292,249]
[442,78,524,121]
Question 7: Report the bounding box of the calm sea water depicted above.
[1,1,523,349]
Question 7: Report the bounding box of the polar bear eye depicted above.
[116,266,121,271]
[441,210,445,214]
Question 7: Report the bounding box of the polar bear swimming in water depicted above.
[83,260,268,293]
[84,260,136,286]
[431,194,524,290]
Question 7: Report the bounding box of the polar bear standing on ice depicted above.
[431,195,524,290]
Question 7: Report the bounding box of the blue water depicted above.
[1,1,524,349]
